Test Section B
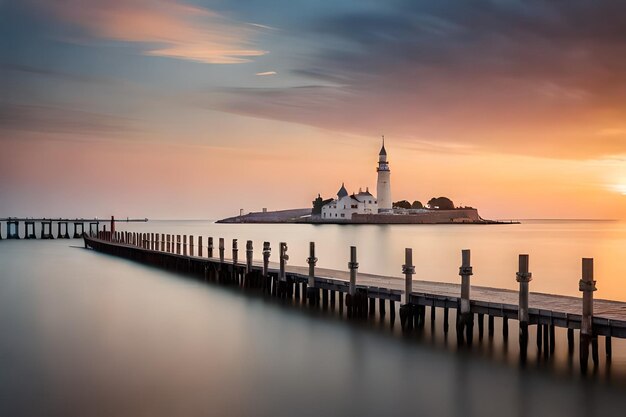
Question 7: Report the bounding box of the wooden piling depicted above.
[176,235,181,254]
[349,246,358,296]
[208,237,214,258]
[219,238,225,263]
[579,258,596,373]
[503,317,509,341]
[346,246,359,317]
[183,235,187,256]
[245,240,253,288]
[198,236,203,257]
[307,242,319,305]
[400,248,415,331]
[278,242,288,298]
[262,242,271,293]
[246,240,253,273]
[543,324,550,359]
[457,249,473,345]
[567,328,574,354]
[516,254,531,359]
[161,234,165,251]
[189,235,194,256]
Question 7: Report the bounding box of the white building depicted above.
[321,184,378,220]
[320,139,391,220]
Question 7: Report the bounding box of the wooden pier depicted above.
[84,230,626,373]
[0,217,147,240]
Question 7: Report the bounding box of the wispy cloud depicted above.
[0,103,136,138]
[29,0,267,64]
[256,71,277,76]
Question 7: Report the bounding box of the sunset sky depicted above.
[1,0,625,220]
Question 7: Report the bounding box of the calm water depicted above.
[1,220,626,416]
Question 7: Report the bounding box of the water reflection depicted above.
[1,228,626,416]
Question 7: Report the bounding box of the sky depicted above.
[1,0,625,220]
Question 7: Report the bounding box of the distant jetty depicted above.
[216,208,515,224]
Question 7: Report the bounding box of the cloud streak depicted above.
[209,0,626,159]
[30,0,267,64]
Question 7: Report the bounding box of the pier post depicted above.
[457,249,474,346]
[567,328,574,354]
[516,254,532,361]
[219,238,225,263]
[347,246,359,317]
[189,235,194,256]
[161,234,165,251]
[151,233,155,250]
[166,235,171,252]
[245,240,253,287]
[400,248,415,331]
[177,235,181,254]
[41,221,54,239]
[7,220,19,239]
[25,221,35,239]
[231,239,239,285]
[208,237,214,258]
[278,242,289,298]
[198,236,203,257]
[262,242,271,293]
[183,235,187,256]
[73,222,84,238]
[306,242,319,305]
[579,258,596,373]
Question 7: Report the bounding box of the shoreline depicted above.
[216,208,519,225]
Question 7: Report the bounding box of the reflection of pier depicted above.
[85,231,625,375]
[0,217,148,240]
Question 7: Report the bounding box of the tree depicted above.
[411,200,423,209]
[427,197,454,210]
[392,200,411,209]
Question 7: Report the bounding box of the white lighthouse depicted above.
[376,136,392,213]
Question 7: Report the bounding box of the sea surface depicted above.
[1,220,626,416]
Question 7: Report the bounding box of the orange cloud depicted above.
[36,0,267,64]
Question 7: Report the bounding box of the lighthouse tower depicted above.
[376,136,392,213]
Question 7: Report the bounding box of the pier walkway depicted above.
[84,230,626,373]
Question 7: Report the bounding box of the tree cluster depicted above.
[393,197,455,210]
[392,200,424,209]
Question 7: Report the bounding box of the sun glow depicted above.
[611,183,626,195]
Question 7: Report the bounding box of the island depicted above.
[218,138,516,225]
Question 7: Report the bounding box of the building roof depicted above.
[337,182,348,198]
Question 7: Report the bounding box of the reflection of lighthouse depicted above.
[376,136,392,213]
